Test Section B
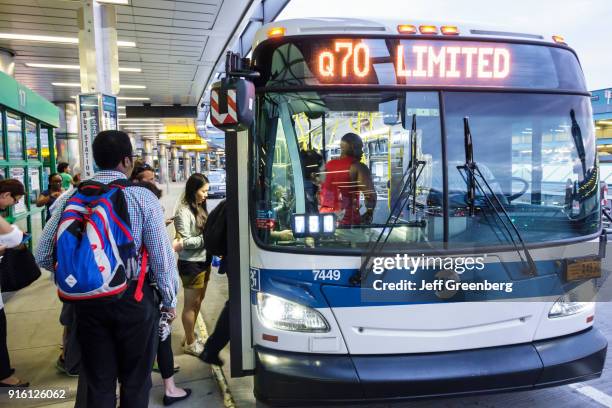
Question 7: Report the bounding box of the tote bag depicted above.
[0,247,41,293]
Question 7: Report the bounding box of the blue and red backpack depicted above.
[54,179,148,303]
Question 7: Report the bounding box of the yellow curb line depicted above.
[196,314,236,408]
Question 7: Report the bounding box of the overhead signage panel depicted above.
[256,37,587,91]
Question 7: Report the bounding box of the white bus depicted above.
[212,18,607,405]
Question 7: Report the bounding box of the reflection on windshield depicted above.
[444,92,599,246]
[251,91,599,252]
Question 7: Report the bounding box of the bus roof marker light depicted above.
[441,26,460,35]
[267,27,286,39]
[552,35,566,45]
[397,24,417,34]
[419,25,438,35]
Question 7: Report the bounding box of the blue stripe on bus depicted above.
[250,259,588,308]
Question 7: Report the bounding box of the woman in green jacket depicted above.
[172,173,210,356]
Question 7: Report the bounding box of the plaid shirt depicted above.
[35,170,178,308]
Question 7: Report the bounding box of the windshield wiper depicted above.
[350,114,425,285]
[458,117,537,277]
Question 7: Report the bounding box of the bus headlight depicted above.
[256,292,330,332]
[548,293,590,318]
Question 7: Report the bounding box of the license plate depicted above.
[565,258,601,281]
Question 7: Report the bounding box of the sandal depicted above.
[0,379,29,388]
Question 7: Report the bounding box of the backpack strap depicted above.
[134,246,148,302]
[77,180,110,196]
[108,178,135,189]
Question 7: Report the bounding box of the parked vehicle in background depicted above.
[207,170,226,198]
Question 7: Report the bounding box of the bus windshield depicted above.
[250,38,598,253]
[251,90,598,252]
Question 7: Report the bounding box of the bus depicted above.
[212,18,608,404]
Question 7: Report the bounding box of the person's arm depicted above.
[0,216,13,235]
[142,196,178,309]
[36,191,51,207]
[35,192,71,270]
[173,206,204,249]
[270,230,294,241]
[352,163,377,222]
[0,217,23,248]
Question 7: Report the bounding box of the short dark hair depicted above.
[48,172,61,184]
[92,130,133,170]
[0,179,25,197]
[57,162,70,173]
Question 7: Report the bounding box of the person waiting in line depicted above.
[137,180,191,406]
[36,131,179,408]
[131,162,156,184]
[172,173,211,357]
[36,173,64,221]
[0,179,28,387]
[319,132,377,225]
[57,162,72,190]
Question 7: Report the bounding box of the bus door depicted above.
[210,72,257,377]
[225,127,256,376]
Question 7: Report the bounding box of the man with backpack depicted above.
[36,130,178,408]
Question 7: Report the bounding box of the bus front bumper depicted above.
[254,327,607,405]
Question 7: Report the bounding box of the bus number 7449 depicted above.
[313,269,341,281]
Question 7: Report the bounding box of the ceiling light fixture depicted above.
[97,0,129,4]
[118,118,161,122]
[117,96,150,101]
[119,67,142,72]
[122,126,164,129]
[122,125,165,128]
[1,33,135,47]
[118,84,146,89]
[52,82,146,89]
[26,63,79,70]
[117,40,136,47]
[52,82,80,87]
[26,63,141,72]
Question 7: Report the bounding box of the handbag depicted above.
[0,246,41,292]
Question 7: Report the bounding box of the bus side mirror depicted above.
[210,78,255,131]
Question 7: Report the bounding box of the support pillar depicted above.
[76,0,120,179]
[55,102,81,171]
[172,147,180,182]
[142,138,154,166]
[195,152,202,174]
[158,142,170,184]
[203,152,210,172]
[183,151,192,179]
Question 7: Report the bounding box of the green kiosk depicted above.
[0,71,59,247]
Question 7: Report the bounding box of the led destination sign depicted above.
[318,42,511,80]
[258,37,587,91]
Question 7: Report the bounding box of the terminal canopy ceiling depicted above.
[0,0,289,152]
